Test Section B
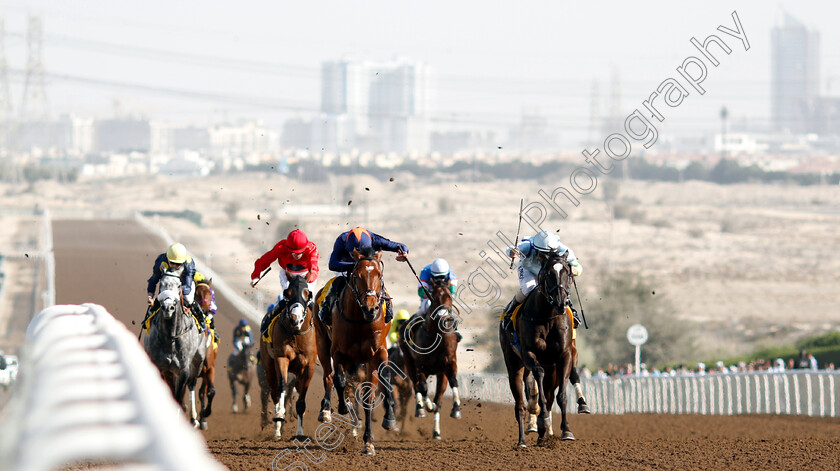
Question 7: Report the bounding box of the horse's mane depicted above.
[355,245,379,260]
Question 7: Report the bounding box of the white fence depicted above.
[0,304,227,471]
[455,371,840,417]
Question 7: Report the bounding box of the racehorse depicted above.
[143,272,207,427]
[314,247,398,456]
[260,275,317,440]
[195,281,217,430]
[227,341,255,414]
[499,250,576,447]
[399,278,461,440]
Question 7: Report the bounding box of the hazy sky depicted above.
[0,1,837,148]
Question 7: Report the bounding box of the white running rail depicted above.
[454,371,840,417]
[40,208,56,308]
[0,304,228,471]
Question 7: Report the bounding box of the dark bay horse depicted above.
[260,275,317,440]
[314,247,398,456]
[500,250,576,447]
[195,281,217,430]
[399,279,461,440]
[227,341,255,414]
[144,273,206,427]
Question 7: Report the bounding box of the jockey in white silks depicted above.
[501,230,583,330]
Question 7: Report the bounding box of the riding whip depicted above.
[252,267,272,286]
[403,255,436,306]
[572,277,589,329]
[510,198,524,269]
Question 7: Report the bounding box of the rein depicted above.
[532,257,571,322]
[280,300,315,336]
[339,255,386,324]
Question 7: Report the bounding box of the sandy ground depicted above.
[46,218,840,471]
[2,174,839,366]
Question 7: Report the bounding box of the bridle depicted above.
[341,254,386,324]
[535,252,571,320]
[426,279,459,334]
[159,272,194,339]
[280,280,315,336]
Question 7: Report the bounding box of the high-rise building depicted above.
[317,57,431,153]
[771,12,820,133]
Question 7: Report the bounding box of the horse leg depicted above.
[361,362,378,456]
[446,363,461,419]
[333,357,350,416]
[431,373,448,440]
[317,328,334,423]
[185,375,200,428]
[295,363,315,438]
[557,353,575,440]
[524,370,539,433]
[500,323,527,447]
[568,345,591,413]
[273,357,290,440]
[414,372,429,418]
[523,351,548,443]
[543,366,557,438]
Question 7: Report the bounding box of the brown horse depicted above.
[500,250,576,447]
[227,341,255,414]
[257,358,297,430]
[260,275,317,440]
[314,247,398,456]
[195,282,218,430]
[399,279,461,439]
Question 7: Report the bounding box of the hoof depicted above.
[231,404,239,414]
[318,410,332,423]
[382,417,399,431]
[578,403,591,414]
[527,415,538,433]
[433,431,441,440]
[415,406,426,418]
[273,416,286,422]
[200,421,208,431]
[450,408,461,419]
[517,442,527,449]
[561,431,575,441]
[191,418,200,428]
[362,443,375,456]
[338,402,350,415]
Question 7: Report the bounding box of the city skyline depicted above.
[0,2,838,152]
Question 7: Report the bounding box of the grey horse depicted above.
[143,272,207,427]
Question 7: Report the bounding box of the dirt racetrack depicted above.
[53,219,840,470]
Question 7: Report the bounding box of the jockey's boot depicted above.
[208,314,219,342]
[384,296,394,324]
[501,296,521,332]
[191,303,206,332]
[318,277,345,326]
[566,300,581,329]
[455,329,463,343]
[261,299,286,337]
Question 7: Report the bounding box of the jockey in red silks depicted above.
[250,229,319,337]
[317,226,408,326]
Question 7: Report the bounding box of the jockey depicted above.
[145,242,205,331]
[388,309,411,347]
[194,271,219,343]
[317,226,408,326]
[416,258,463,342]
[501,230,583,332]
[250,229,319,337]
[232,319,253,354]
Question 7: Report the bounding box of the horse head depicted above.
[158,273,183,320]
[427,279,458,335]
[537,250,571,313]
[350,247,384,322]
[283,275,312,332]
